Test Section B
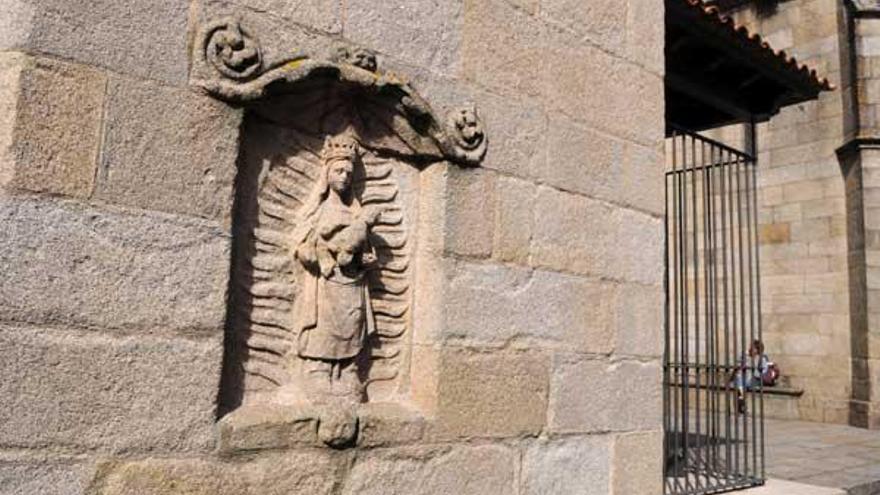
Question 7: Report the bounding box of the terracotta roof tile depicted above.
[684,0,834,91]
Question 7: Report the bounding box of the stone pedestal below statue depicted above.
[218,402,425,452]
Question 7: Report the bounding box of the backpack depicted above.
[762,362,780,386]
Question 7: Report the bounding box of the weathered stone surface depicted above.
[522,436,611,495]
[0,458,91,495]
[356,402,425,448]
[343,444,517,495]
[444,167,496,258]
[443,261,616,353]
[614,283,663,358]
[542,28,663,147]
[0,53,104,198]
[532,186,663,285]
[542,0,624,53]
[0,196,230,332]
[0,324,221,453]
[548,356,662,434]
[0,0,33,49]
[4,0,189,84]
[95,75,241,221]
[626,0,664,74]
[410,77,547,180]
[493,175,535,263]
[477,89,548,179]
[345,0,463,74]
[0,52,21,186]
[218,404,318,453]
[93,451,347,495]
[622,141,666,216]
[195,0,342,72]
[462,0,546,97]
[222,0,342,34]
[543,114,625,200]
[432,348,549,439]
[612,430,663,495]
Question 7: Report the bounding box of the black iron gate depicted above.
[664,128,765,494]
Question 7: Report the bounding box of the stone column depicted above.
[839,0,880,429]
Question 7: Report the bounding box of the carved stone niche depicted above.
[191,19,487,449]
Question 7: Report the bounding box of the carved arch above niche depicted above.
[191,18,487,446]
[191,18,488,165]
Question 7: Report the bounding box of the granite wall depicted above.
[0,0,665,493]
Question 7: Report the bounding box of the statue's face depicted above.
[327,159,353,194]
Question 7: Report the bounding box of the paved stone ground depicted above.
[765,418,880,494]
[740,479,846,494]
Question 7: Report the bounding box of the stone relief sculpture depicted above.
[190,17,487,446]
[290,133,381,404]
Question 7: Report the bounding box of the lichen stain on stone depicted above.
[283,59,306,71]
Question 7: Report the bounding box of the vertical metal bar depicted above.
[720,147,731,484]
[682,134,692,493]
[744,153,757,484]
[747,121,763,486]
[672,132,683,494]
[693,136,702,492]
[728,148,739,482]
[751,152,766,482]
[737,152,749,481]
[664,141,670,495]
[743,154,753,483]
[706,143,718,487]
[701,140,713,489]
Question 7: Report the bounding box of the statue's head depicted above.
[321,133,360,195]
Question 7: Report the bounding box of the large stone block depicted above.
[195,0,344,72]
[0,197,230,333]
[532,186,663,285]
[626,0,665,75]
[615,283,663,358]
[477,89,548,179]
[462,0,546,97]
[0,324,221,453]
[0,53,104,198]
[0,458,91,495]
[0,52,20,185]
[408,75,549,180]
[542,29,664,147]
[543,114,665,215]
[219,0,342,34]
[493,175,535,264]
[0,0,33,49]
[95,75,241,221]
[541,0,625,53]
[548,356,662,434]
[444,166,496,258]
[343,445,517,495]
[432,348,550,439]
[612,430,663,495]
[344,0,463,75]
[442,260,616,354]
[93,451,347,495]
[522,436,611,495]
[3,0,189,84]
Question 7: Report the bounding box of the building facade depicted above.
[715,0,880,430]
[0,1,665,494]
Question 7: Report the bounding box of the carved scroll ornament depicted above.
[192,18,488,166]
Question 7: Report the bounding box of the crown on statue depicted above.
[321,133,360,163]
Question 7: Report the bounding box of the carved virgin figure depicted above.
[289,133,381,404]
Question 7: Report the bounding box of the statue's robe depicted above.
[293,199,375,361]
